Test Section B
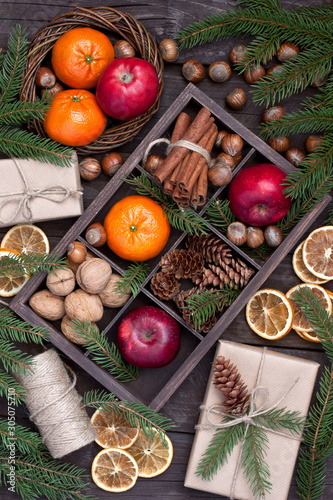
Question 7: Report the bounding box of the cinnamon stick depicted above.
[178,123,217,195]
[153,107,213,184]
[173,185,190,205]
[196,163,209,206]
[163,177,175,196]
[190,179,199,206]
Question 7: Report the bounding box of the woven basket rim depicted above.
[20,6,164,155]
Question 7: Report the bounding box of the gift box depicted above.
[0,154,83,228]
[184,340,320,500]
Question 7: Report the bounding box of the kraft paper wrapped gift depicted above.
[0,155,83,228]
[184,340,320,500]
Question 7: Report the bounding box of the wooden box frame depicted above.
[9,84,330,410]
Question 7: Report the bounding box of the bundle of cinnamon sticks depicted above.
[152,107,218,207]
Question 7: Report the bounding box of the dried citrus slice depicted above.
[292,241,328,284]
[286,284,332,332]
[245,288,294,340]
[91,408,139,449]
[1,224,49,254]
[303,226,333,280]
[127,428,173,478]
[0,248,30,297]
[294,328,321,343]
[91,448,138,492]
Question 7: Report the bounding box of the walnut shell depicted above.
[29,289,65,321]
[60,315,94,345]
[64,289,103,322]
[98,273,132,308]
[46,267,75,296]
[76,258,112,294]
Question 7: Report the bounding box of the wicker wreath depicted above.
[20,6,164,155]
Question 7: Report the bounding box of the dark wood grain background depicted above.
[0,0,332,498]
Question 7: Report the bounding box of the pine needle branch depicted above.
[0,24,28,105]
[0,339,35,375]
[0,308,48,344]
[0,418,43,457]
[0,252,67,278]
[241,425,272,499]
[0,95,51,126]
[69,320,138,383]
[114,262,149,298]
[124,172,209,235]
[256,407,305,434]
[0,369,26,404]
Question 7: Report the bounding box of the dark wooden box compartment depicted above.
[9,84,331,410]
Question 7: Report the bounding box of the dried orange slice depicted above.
[1,224,49,254]
[91,408,139,449]
[0,248,30,297]
[127,428,173,478]
[303,226,333,280]
[245,288,294,340]
[91,448,138,492]
[292,241,328,284]
[286,284,332,332]
[294,328,321,343]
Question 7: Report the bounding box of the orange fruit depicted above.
[245,288,294,340]
[292,241,328,284]
[0,248,30,297]
[1,224,49,255]
[91,408,139,449]
[104,195,170,261]
[91,448,138,492]
[43,89,107,147]
[286,283,332,332]
[302,226,333,280]
[51,27,115,89]
[127,428,173,478]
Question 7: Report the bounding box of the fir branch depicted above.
[238,0,282,11]
[195,422,246,481]
[0,369,26,404]
[241,425,272,499]
[256,407,305,434]
[69,320,138,383]
[0,95,51,126]
[235,35,280,70]
[0,252,67,278]
[82,389,177,444]
[124,172,209,235]
[0,339,35,375]
[184,286,241,331]
[0,309,48,344]
[205,199,235,232]
[114,262,149,298]
[260,108,333,139]
[0,126,74,167]
[0,25,28,105]
[0,418,43,456]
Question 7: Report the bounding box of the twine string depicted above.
[196,348,301,500]
[142,137,214,171]
[0,158,83,224]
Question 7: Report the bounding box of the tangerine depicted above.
[43,89,107,146]
[51,27,115,89]
[104,195,170,261]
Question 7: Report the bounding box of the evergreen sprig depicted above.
[0,309,48,344]
[0,418,43,457]
[114,262,150,298]
[124,172,209,235]
[0,339,34,375]
[0,252,67,278]
[184,286,241,331]
[0,369,26,405]
[0,25,74,166]
[82,389,177,444]
[70,320,138,383]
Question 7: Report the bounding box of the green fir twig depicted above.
[0,309,48,344]
[124,172,209,235]
[0,369,26,405]
[0,252,66,278]
[241,425,272,499]
[0,418,43,457]
[114,262,149,298]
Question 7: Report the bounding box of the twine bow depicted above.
[142,137,214,170]
[196,347,302,500]
[0,158,83,225]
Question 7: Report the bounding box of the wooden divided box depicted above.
[9,84,330,410]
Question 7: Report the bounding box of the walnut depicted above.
[64,289,103,322]
[60,315,94,345]
[99,273,131,308]
[29,289,65,321]
[46,267,75,296]
[76,258,112,294]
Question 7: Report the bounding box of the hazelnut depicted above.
[246,227,265,248]
[144,154,164,175]
[67,241,87,264]
[79,157,101,181]
[65,249,95,274]
[35,67,56,88]
[101,152,124,177]
[61,315,92,344]
[276,42,299,62]
[208,161,232,187]
[215,130,229,148]
[208,61,231,83]
[229,45,247,64]
[182,59,205,83]
[226,222,248,246]
[221,134,243,156]
[262,105,285,124]
[268,136,290,153]
[244,65,266,83]
[85,222,107,247]
[65,289,103,322]
[266,64,285,78]
[159,39,179,63]
[114,40,135,58]
[285,148,306,167]
[76,258,112,294]
[46,267,76,296]
[217,152,236,169]
[99,273,132,308]
[29,289,65,321]
[305,135,322,153]
[41,82,64,97]
[226,88,247,109]
[264,225,283,247]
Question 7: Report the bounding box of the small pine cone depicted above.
[215,257,255,288]
[174,287,217,333]
[151,272,180,300]
[212,356,251,415]
[187,233,232,267]
[192,267,225,288]
[160,249,204,279]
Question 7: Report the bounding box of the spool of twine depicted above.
[15,349,97,459]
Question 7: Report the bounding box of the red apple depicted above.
[96,57,159,121]
[228,163,291,226]
[117,305,181,368]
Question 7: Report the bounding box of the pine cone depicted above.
[174,287,217,333]
[160,249,204,279]
[151,272,180,300]
[193,266,233,289]
[217,258,255,288]
[212,356,251,415]
[187,233,232,267]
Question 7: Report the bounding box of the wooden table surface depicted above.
[1,0,332,499]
